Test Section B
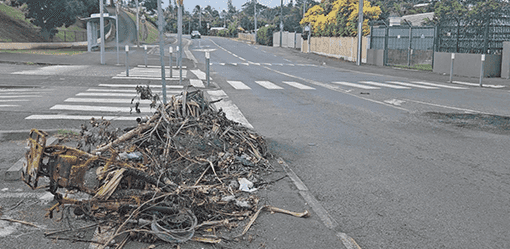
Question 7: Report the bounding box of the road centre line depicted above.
[358,81,411,89]
[386,81,439,89]
[403,99,490,114]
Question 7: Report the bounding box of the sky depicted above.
[160,0,293,12]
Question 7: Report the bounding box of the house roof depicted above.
[401,12,434,26]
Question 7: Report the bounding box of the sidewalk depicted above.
[0,47,351,248]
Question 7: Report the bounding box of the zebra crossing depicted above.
[225,79,469,91]
[0,88,49,108]
[24,65,205,121]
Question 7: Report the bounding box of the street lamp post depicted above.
[254,0,257,44]
[157,0,166,103]
[357,0,364,66]
[100,0,105,64]
[280,0,283,47]
[115,0,120,65]
[135,0,139,47]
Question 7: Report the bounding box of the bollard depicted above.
[144,45,148,67]
[125,45,130,77]
[480,54,485,87]
[177,46,182,83]
[205,52,210,87]
[449,53,455,83]
[169,46,173,78]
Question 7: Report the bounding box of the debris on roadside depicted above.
[21,89,309,247]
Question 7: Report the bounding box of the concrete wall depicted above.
[367,49,384,66]
[301,36,368,63]
[273,31,302,49]
[238,33,255,43]
[433,52,502,78]
[502,41,510,79]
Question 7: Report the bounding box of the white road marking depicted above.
[207,90,253,129]
[255,81,284,89]
[87,88,137,92]
[191,69,207,80]
[384,99,406,106]
[190,79,205,88]
[137,65,187,69]
[241,63,249,66]
[282,81,315,90]
[77,91,182,97]
[411,81,468,89]
[0,105,18,107]
[0,99,29,102]
[452,81,505,88]
[0,95,41,98]
[231,63,238,66]
[12,65,89,75]
[332,81,380,90]
[262,63,272,66]
[112,76,179,80]
[227,81,251,90]
[98,84,183,89]
[220,63,226,65]
[50,104,153,113]
[65,98,153,104]
[358,81,411,89]
[25,114,141,120]
[386,81,439,89]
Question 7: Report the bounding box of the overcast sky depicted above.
[160,0,292,12]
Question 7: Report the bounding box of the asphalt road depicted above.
[1,35,510,248]
[188,37,510,248]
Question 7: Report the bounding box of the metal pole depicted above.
[449,53,455,83]
[206,52,210,87]
[157,0,166,104]
[144,45,147,67]
[100,0,105,65]
[135,0,139,47]
[116,1,120,65]
[407,27,412,67]
[280,0,283,47]
[178,4,183,84]
[169,46,173,78]
[125,45,129,76]
[254,0,257,44]
[479,54,485,87]
[356,0,363,66]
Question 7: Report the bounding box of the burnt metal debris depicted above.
[21,89,309,247]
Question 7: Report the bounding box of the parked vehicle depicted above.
[191,31,201,39]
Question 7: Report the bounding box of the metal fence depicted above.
[370,26,435,66]
[436,17,510,54]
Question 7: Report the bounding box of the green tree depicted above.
[20,0,93,40]
[142,0,160,14]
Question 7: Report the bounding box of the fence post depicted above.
[383,26,389,66]
[408,27,412,67]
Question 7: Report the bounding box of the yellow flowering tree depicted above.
[300,0,381,37]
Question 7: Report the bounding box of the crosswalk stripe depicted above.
[358,81,411,89]
[112,76,180,80]
[191,69,207,80]
[411,81,468,89]
[87,88,137,92]
[231,63,238,66]
[137,65,187,69]
[255,81,283,89]
[25,115,140,120]
[282,81,315,90]
[98,84,184,89]
[50,104,153,113]
[12,65,89,75]
[0,105,18,107]
[77,91,182,97]
[190,79,205,88]
[0,99,29,102]
[241,63,249,66]
[0,89,51,92]
[207,90,253,129]
[332,81,380,89]
[386,81,439,89]
[65,98,153,104]
[0,95,42,98]
[227,81,251,90]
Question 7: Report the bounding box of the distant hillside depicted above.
[0,3,45,42]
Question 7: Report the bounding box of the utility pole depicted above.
[178,1,183,83]
[115,0,120,65]
[199,6,201,32]
[100,0,105,64]
[157,0,166,103]
[254,0,257,44]
[135,0,139,47]
[357,0,364,66]
[280,0,283,47]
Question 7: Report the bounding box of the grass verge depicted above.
[0,49,85,55]
[393,64,433,71]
